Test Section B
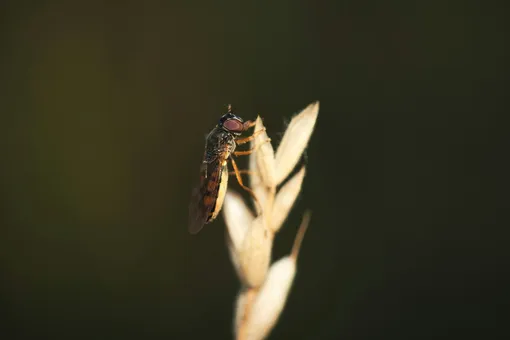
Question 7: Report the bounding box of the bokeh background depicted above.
[1,1,506,339]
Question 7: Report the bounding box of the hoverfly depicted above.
[188,105,266,235]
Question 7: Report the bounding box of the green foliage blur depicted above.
[1,0,505,339]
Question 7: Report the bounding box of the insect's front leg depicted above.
[233,137,271,156]
[228,169,255,176]
[230,157,262,212]
[235,126,268,146]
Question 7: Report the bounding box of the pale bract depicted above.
[224,190,255,283]
[270,166,306,233]
[253,116,276,189]
[238,216,273,288]
[274,101,319,185]
[249,117,270,212]
[223,190,254,252]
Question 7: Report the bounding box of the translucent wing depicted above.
[188,188,208,235]
[188,160,222,234]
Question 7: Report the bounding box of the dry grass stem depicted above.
[223,101,319,340]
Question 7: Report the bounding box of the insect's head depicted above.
[218,104,245,135]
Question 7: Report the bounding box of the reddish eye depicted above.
[223,119,244,132]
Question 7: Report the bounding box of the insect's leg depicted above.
[230,157,261,210]
[233,138,271,156]
[228,169,256,176]
[242,120,256,130]
[235,127,266,145]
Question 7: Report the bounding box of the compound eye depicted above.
[223,118,244,132]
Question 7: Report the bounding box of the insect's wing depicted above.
[188,161,221,234]
[188,184,208,234]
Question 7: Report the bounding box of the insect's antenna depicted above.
[227,104,233,113]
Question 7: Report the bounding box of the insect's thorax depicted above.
[205,127,237,163]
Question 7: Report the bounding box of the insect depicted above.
[188,105,267,235]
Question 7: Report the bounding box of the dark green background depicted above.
[1,1,506,339]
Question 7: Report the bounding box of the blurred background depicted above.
[1,1,507,339]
